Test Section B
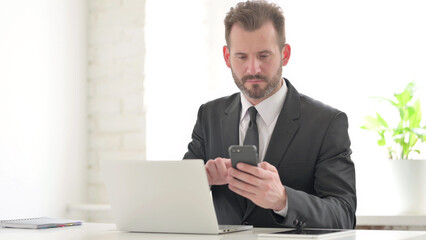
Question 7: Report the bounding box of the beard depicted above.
[231,64,283,99]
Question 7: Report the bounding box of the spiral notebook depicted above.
[0,217,82,229]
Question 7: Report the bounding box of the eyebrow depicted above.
[258,50,272,55]
[234,50,273,55]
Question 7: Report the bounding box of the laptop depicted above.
[100,159,253,234]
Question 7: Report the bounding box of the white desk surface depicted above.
[1,223,426,240]
[357,214,426,226]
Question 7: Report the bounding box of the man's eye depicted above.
[238,56,247,59]
[260,55,269,58]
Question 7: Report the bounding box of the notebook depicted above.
[100,159,253,234]
[0,217,82,229]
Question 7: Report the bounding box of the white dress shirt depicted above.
[239,78,289,217]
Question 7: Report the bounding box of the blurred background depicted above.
[1,0,425,225]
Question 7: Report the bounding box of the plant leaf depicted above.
[412,127,426,142]
[395,82,416,108]
[362,82,424,159]
[377,130,386,146]
[375,113,389,128]
[408,100,422,128]
[377,138,386,146]
[361,116,383,131]
[371,97,398,108]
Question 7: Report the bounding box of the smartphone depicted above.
[228,145,259,168]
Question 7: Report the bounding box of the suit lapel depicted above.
[264,81,300,168]
[264,79,300,167]
[220,94,249,215]
[221,94,241,157]
[242,79,301,222]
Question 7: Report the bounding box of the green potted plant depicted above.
[361,82,426,214]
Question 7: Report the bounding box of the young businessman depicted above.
[183,1,356,229]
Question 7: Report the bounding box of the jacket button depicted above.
[293,219,299,226]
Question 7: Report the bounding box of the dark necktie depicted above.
[241,106,259,207]
[243,106,259,153]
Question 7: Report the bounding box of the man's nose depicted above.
[247,57,261,75]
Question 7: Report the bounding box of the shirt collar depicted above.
[240,78,288,126]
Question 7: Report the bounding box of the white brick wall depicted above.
[87,0,146,221]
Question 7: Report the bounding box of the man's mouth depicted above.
[245,79,264,84]
[242,75,267,84]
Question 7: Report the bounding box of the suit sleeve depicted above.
[272,112,357,229]
[183,104,206,161]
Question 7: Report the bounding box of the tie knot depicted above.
[247,106,257,121]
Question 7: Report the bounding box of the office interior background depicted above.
[1,0,425,224]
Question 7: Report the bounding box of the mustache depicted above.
[242,74,267,82]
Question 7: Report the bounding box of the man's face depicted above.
[223,21,290,104]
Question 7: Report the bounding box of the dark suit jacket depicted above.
[183,79,356,229]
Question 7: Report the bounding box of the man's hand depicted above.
[227,161,287,211]
[205,158,232,186]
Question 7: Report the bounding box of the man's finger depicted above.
[259,161,278,173]
[228,181,255,199]
[215,158,228,178]
[228,173,258,193]
[229,168,261,186]
[223,158,232,169]
[236,162,268,179]
[206,159,218,179]
[205,166,213,183]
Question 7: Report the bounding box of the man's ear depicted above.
[223,45,231,68]
[282,44,291,66]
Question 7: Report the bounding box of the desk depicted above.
[356,214,426,230]
[1,223,426,240]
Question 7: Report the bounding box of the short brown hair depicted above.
[224,1,286,49]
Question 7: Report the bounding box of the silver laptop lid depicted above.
[100,159,223,234]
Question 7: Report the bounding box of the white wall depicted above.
[144,0,207,161]
[87,0,146,222]
[0,0,86,219]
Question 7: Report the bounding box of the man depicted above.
[183,1,356,229]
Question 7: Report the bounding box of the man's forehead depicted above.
[228,21,279,50]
